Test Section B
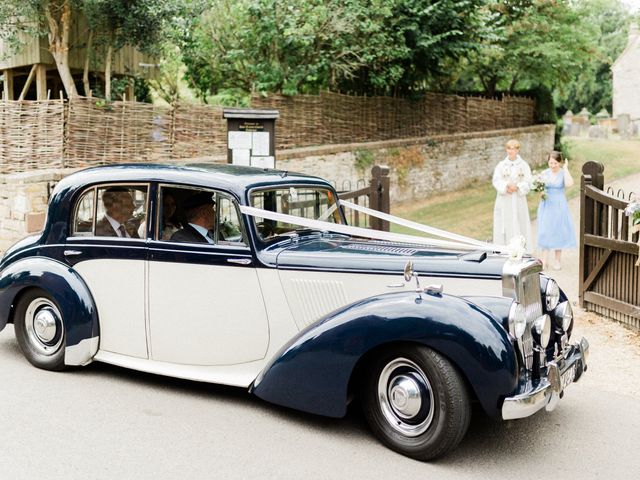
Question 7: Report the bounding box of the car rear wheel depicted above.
[363,345,471,461]
[14,288,66,371]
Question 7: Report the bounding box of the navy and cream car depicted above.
[0,164,588,460]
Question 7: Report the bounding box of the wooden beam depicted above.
[18,64,38,101]
[2,69,14,100]
[36,64,48,100]
[584,291,640,318]
[584,234,639,255]
[581,248,612,292]
[584,184,628,210]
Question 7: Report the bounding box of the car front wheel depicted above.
[363,345,471,461]
[14,288,66,371]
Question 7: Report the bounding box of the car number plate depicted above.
[561,364,576,391]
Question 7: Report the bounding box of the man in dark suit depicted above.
[170,192,216,244]
[95,187,139,238]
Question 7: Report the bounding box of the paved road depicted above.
[1,320,640,480]
[1,175,640,480]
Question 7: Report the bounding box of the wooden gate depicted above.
[339,165,391,231]
[579,161,640,330]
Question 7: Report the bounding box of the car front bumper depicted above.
[501,337,589,420]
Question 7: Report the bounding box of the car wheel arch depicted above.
[253,291,518,419]
[0,257,100,366]
[347,340,478,409]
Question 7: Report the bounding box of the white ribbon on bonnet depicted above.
[239,200,525,260]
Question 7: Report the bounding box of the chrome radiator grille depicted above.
[502,260,543,372]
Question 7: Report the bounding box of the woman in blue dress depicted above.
[536,151,576,270]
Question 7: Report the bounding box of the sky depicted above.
[622,0,640,13]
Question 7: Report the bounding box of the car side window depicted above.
[158,186,245,246]
[72,185,147,239]
[217,195,245,245]
[72,188,95,236]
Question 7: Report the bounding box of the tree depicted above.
[1,0,189,99]
[182,0,366,99]
[457,0,596,96]
[83,0,189,100]
[554,0,632,114]
[181,0,488,100]
[0,1,82,97]
[337,0,490,96]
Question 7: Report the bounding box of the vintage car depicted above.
[0,164,588,460]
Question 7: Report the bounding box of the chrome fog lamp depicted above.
[554,301,573,331]
[533,314,552,348]
[545,279,560,311]
[508,302,527,339]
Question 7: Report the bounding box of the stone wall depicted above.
[0,124,554,254]
[278,124,555,203]
[0,169,76,253]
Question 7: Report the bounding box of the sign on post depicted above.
[223,108,279,168]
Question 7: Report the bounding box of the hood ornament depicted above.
[404,261,443,296]
[404,261,420,289]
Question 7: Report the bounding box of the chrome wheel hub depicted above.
[378,358,434,437]
[389,375,422,418]
[24,298,63,356]
[34,309,57,343]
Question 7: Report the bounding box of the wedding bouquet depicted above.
[531,173,547,200]
[624,196,640,266]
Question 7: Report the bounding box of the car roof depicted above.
[53,163,334,202]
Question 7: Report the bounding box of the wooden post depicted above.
[36,64,47,100]
[378,165,391,231]
[126,81,135,102]
[369,166,380,231]
[580,161,605,307]
[369,165,391,231]
[2,69,14,100]
[18,64,38,100]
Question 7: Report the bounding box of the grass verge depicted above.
[390,138,640,241]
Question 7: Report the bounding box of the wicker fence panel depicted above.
[253,92,535,149]
[65,97,172,167]
[0,100,65,173]
[0,92,536,173]
[171,103,226,159]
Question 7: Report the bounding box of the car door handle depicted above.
[227,258,252,265]
[64,250,83,257]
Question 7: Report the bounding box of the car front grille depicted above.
[503,260,543,373]
[518,270,542,371]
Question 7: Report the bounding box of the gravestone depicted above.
[562,110,574,136]
[617,113,631,139]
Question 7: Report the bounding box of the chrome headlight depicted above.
[553,301,573,331]
[544,279,560,311]
[533,314,552,348]
[508,302,527,339]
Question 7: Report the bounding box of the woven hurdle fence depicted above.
[0,99,65,173]
[0,92,535,174]
[252,91,535,149]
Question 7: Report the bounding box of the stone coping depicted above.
[276,124,555,160]
[127,125,555,165]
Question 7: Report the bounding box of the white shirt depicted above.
[189,223,214,244]
[105,214,130,238]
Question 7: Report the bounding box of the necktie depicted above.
[207,229,216,243]
[118,225,127,238]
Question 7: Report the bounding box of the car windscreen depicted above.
[249,186,343,241]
